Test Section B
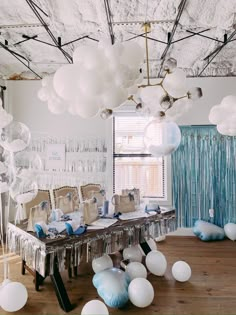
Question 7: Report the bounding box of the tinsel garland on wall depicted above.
[172,125,236,228]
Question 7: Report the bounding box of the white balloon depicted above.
[37,87,49,102]
[125,262,147,280]
[127,84,139,95]
[101,86,128,109]
[165,98,193,121]
[208,105,223,124]
[76,98,99,118]
[0,120,31,153]
[92,255,113,274]
[221,95,236,107]
[53,64,81,101]
[144,120,181,157]
[48,98,67,115]
[73,42,102,68]
[145,250,167,276]
[81,300,109,315]
[162,68,188,98]
[128,278,154,308]
[0,108,13,129]
[123,246,142,263]
[10,175,38,204]
[0,281,28,312]
[41,75,51,87]
[224,223,236,241]
[79,69,105,96]
[172,261,191,282]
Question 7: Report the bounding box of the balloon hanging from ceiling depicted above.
[38,40,144,119]
[209,95,236,136]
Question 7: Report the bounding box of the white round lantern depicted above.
[144,119,181,157]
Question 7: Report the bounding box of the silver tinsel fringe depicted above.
[7,214,176,277]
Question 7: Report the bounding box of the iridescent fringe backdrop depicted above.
[172,125,236,227]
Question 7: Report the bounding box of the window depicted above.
[113,115,169,202]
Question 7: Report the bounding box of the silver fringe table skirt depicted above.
[7,209,176,277]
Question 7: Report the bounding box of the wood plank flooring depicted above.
[0,236,236,315]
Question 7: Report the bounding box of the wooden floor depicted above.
[1,236,236,315]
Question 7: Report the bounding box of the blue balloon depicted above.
[93,267,130,308]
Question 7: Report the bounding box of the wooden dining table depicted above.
[7,208,176,312]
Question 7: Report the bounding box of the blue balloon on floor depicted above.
[92,267,130,308]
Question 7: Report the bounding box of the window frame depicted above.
[112,114,172,206]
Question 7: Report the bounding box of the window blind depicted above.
[113,116,166,199]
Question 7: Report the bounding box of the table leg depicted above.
[50,260,73,312]
[139,241,152,255]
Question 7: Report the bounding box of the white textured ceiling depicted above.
[1,0,236,79]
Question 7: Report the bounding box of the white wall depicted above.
[6,80,107,138]
[177,77,236,125]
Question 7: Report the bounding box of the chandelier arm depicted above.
[144,23,151,85]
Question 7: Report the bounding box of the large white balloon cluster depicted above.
[209,95,236,136]
[37,75,67,115]
[38,40,144,118]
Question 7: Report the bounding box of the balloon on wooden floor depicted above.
[81,300,109,315]
[128,278,154,308]
[145,250,167,276]
[172,260,192,282]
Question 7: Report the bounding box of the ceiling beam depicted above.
[0,41,42,79]
[104,0,115,44]
[186,30,224,44]
[198,29,236,76]
[25,0,73,63]
[158,0,187,77]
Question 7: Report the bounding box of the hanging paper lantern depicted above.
[144,119,181,157]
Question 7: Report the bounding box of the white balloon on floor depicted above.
[92,254,113,274]
[224,223,236,241]
[0,281,28,312]
[172,261,191,282]
[128,278,154,308]
[123,246,143,263]
[145,250,167,276]
[81,300,109,315]
[125,262,147,280]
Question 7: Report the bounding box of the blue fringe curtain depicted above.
[172,125,236,228]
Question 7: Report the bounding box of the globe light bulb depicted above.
[187,87,203,100]
[163,58,177,73]
[100,108,113,120]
